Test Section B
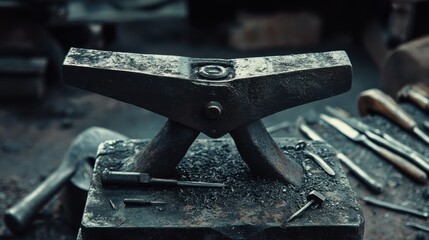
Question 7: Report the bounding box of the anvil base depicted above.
[77,138,364,240]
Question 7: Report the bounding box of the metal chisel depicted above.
[299,124,383,193]
[326,106,429,173]
[299,123,383,193]
[101,170,226,188]
[320,114,427,184]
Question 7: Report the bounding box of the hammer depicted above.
[4,127,127,234]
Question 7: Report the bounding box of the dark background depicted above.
[1,0,429,239]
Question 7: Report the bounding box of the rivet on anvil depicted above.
[198,65,229,80]
[204,101,223,119]
[63,48,352,188]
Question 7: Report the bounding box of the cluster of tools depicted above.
[4,48,360,240]
[269,83,429,235]
[101,169,326,223]
[62,48,367,240]
[5,44,429,239]
[101,169,226,208]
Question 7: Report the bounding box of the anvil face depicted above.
[62,48,352,186]
[63,48,351,138]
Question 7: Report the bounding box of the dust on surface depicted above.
[82,137,362,240]
[307,103,429,240]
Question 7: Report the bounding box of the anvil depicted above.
[63,48,352,187]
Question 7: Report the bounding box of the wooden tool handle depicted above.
[363,138,427,183]
[4,166,75,233]
[412,83,429,97]
[358,89,417,131]
[398,85,429,113]
[407,89,429,112]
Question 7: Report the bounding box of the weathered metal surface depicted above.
[101,170,225,188]
[63,48,352,138]
[78,138,364,240]
[61,160,93,228]
[132,119,199,177]
[230,120,303,187]
[63,48,352,185]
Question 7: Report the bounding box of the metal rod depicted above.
[336,153,383,193]
[406,222,429,232]
[101,170,226,188]
[123,198,167,206]
[299,123,383,193]
[413,127,429,146]
[304,151,335,176]
[176,181,226,188]
[286,200,314,223]
[363,196,429,218]
[109,199,117,210]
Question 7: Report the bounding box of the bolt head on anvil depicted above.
[307,190,326,204]
[63,48,352,138]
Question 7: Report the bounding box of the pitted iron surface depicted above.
[64,49,351,137]
[63,49,352,185]
[77,139,364,240]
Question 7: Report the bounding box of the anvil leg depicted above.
[134,119,200,177]
[230,120,304,188]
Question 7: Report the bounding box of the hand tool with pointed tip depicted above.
[4,127,127,234]
[298,122,383,193]
[286,190,325,222]
[358,89,429,146]
[109,199,117,210]
[406,222,429,232]
[326,106,429,174]
[305,151,336,176]
[123,198,167,206]
[294,141,335,176]
[320,114,427,183]
[101,170,226,188]
[398,83,429,114]
[362,196,429,219]
[63,48,353,187]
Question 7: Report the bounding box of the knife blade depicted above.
[320,114,427,183]
[326,106,429,173]
[299,123,383,193]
